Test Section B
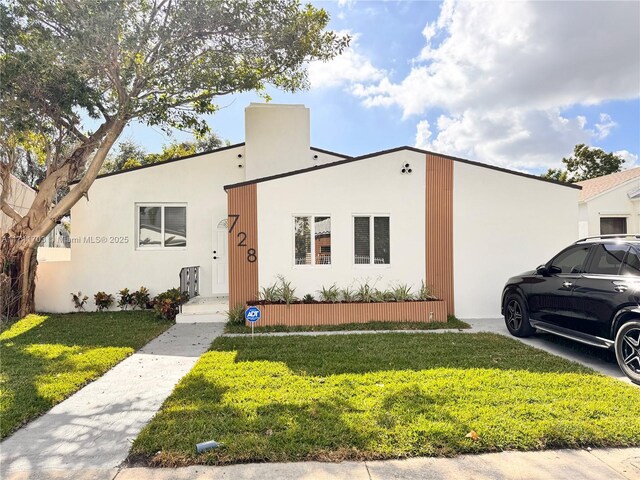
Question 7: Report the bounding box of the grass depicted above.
[0,311,172,439]
[131,332,640,466]
[224,315,470,333]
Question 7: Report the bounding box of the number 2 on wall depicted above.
[228,214,257,263]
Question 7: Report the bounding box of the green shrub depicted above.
[132,286,151,310]
[372,289,394,302]
[318,284,339,302]
[340,287,356,302]
[259,282,281,303]
[416,281,438,301]
[302,294,315,303]
[277,275,297,305]
[93,291,114,311]
[153,288,189,320]
[390,283,414,302]
[355,281,376,303]
[117,288,133,310]
[70,292,88,311]
[226,304,246,325]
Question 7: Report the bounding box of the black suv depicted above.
[502,235,640,384]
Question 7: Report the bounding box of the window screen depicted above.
[164,206,186,247]
[587,244,628,275]
[600,217,627,235]
[374,216,390,264]
[354,216,370,264]
[294,216,311,265]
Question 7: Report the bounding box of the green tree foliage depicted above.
[0,0,349,318]
[541,144,625,183]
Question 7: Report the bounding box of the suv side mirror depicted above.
[536,265,549,276]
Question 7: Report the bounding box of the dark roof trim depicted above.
[224,146,582,191]
[310,146,348,158]
[69,142,246,185]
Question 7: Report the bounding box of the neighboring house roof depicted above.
[575,167,640,202]
[224,146,582,191]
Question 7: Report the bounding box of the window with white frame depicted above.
[354,215,390,265]
[137,204,186,248]
[294,216,331,265]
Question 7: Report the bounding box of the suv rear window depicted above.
[622,248,640,276]
[586,244,628,275]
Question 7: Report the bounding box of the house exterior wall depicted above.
[1,175,36,233]
[35,146,246,312]
[452,162,579,318]
[581,178,640,236]
[254,150,427,299]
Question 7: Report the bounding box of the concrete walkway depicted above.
[1,323,224,479]
[6,447,638,480]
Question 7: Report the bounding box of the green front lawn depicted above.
[131,332,640,466]
[0,311,172,439]
[224,315,470,333]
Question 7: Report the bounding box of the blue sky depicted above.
[122,0,640,175]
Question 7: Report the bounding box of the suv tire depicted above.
[504,294,535,338]
[614,320,640,385]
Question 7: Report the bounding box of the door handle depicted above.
[562,281,573,288]
[614,285,627,292]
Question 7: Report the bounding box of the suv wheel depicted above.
[504,294,535,338]
[615,321,640,385]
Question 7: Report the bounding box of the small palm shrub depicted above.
[356,281,376,303]
[226,303,245,325]
[260,282,281,303]
[277,275,297,305]
[70,291,88,311]
[94,291,114,311]
[416,281,437,301]
[340,287,356,302]
[390,283,414,302]
[153,288,189,320]
[318,284,339,302]
[302,294,315,304]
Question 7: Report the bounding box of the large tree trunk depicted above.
[1,119,126,320]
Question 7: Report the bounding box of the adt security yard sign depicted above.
[245,306,261,322]
[245,306,261,338]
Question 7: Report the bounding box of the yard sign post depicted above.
[245,306,261,338]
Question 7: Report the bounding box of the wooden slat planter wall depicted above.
[247,301,447,327]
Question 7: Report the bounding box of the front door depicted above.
[212,218,229,295]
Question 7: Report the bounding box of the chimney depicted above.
[244,103,311,180]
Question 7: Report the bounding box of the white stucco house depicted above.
[576,167,640,238]
[35,103,580,318]
[1,175,36,233]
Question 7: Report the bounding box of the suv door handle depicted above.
[562,281,573,288]
[614,285,627,292]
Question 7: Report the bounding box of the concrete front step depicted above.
[181,296,228,315]
[175,312,227,324]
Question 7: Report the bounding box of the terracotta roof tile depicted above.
[575,167,640,202]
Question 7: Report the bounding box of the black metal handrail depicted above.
[179,266,200,300]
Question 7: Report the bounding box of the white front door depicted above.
[212,218,229,294]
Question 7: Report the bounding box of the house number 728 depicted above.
[228,214,257,263]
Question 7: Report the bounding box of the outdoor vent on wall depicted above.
[401,162,412,174]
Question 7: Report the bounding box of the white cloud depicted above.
[353,0,640,170]
[616,150,639,169]
[595,113,617,140]
[308,32,385,89]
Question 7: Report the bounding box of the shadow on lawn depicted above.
[213,332,594,376]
